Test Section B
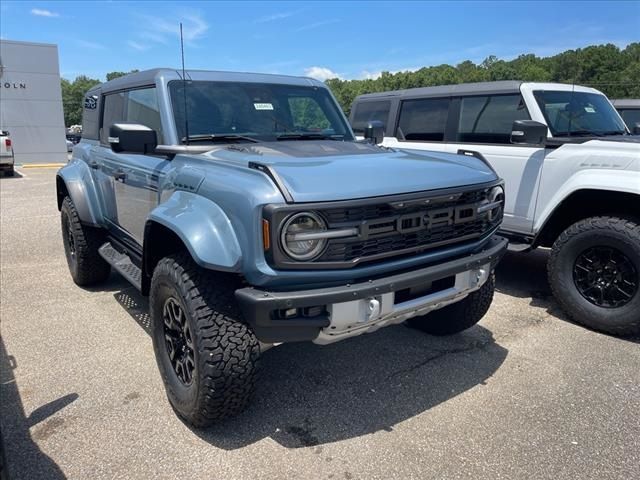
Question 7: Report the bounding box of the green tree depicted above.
[324,43,640,113]
[61,75,101,126]
[106,69,139,81]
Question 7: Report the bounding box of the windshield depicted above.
[168,81,353,143]
[533,90,627,136]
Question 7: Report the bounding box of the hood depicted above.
[204,141,497,203]
[548,134,640,147]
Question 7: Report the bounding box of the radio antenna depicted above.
[180,22,190,145]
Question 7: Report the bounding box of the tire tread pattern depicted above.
[61,196,110,286]
[548,216,640,336]
[150,253,260,427]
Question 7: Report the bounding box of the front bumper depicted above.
[235,235,508,343]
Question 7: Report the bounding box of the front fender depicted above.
[534,168,640,232]
[56,159,102,225]
[147,191,242,271]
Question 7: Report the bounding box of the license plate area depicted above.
[394,275,456,304]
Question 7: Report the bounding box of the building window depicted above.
[397,98,449,141]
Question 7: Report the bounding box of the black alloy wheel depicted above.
[573,246,638,308]
[162,297,195,386]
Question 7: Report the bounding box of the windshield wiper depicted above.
[598,131,626,136]
[276,133,344,141]
[554,130,604,137]
[182,134,259,144]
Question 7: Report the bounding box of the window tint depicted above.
[82,94,100,140]
[100,92,125,144]
[619,109,640,128]
[457,94,530,144]
[351,101,391,134]
[126,88,163,142]
[397,98,449,141]
[534,91,625,136]
[169,81,351,142]
[289,97,331,131]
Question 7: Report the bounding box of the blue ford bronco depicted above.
[56,69,507,426]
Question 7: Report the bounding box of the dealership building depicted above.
[0,39,67,164]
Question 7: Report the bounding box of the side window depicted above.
[351,101,391,134]
[397,98,449,141]
[126,88,163,143]
[457,94,530,144]
[288,97,331,131]
[619,109,640,127]
[81,93,100,140]
[100,92,125,144]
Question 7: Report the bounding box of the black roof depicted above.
[87,68,324,95]
[611,99,640,109]
[354,81,523,101]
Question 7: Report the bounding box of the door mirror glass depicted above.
[364,120,385,144]
[510,120,547,146]
[109,123,157,154]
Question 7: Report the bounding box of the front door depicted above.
[444,94,545,234]
[94,86,169,244]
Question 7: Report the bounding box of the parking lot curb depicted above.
[19,163,66,169]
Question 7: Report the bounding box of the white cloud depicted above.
[359,70,383,80]
[140,13,209,44]
[255,11,294,23]
[31,8,59,17]
[128,40,149,52]
[295,19,339,32]
[303,66,341,81]
[77,40,106,50]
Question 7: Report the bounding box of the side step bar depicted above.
[99,242,142,290]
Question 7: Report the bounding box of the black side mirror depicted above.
[510,120,547,146]
[632,122,640,135]
[364,120,385,145]
[109,124,157,154]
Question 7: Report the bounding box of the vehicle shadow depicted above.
[0,337,74,480]
[108,278,508,449]
[495,249,640,343]
[0,171,24,180]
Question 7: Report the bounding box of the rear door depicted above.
[383,97,451,154]
[444,93,545,233]
[94,87,170,244]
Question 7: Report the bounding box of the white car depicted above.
[350,81,640,335]
[0,130,15,176]
[611,99,640,132]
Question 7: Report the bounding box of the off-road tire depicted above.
[406,272,495,335]
[548,216,640,336]
[60,196,110,286]
[150,253,260,427]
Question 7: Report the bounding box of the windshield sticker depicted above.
[584,106,596,113]
[254,103,274,110]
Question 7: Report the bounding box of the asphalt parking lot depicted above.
[1,168,639,480]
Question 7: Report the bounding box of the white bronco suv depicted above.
[350,81,640,335]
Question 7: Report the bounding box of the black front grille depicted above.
[316,187,501,264]
[322,189,486,224]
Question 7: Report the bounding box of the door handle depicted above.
[114,170,127,182]
[89,160,100,170]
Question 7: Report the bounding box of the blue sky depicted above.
[1,1,638,81]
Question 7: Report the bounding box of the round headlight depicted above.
[281,212,327,261]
